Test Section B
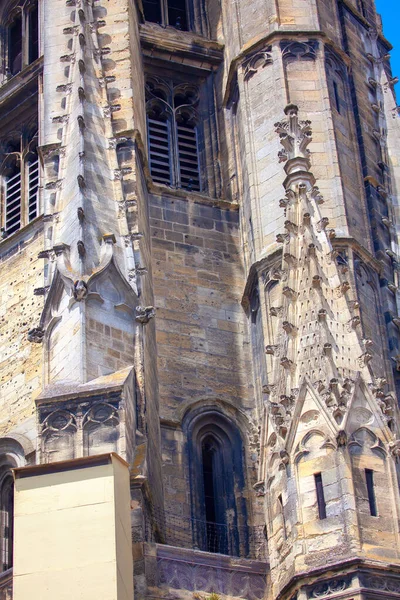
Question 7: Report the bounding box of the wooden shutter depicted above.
[148,117,172,186]
[5,168,22,234]
[177,123,200,191]
[28,156,39,221]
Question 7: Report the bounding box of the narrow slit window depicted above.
[278,494,287,539]
[365,469,378,516]
[28,3,39,64]
[315,473,327,520]
[333,81,341,114]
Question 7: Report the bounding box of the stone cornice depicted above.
[0,56,43,108]
[140,23,224,70]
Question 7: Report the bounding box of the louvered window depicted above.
[177,123,200,190]
[5,165,22,235]
[28,156,39,221]
[142,0,188,30]
[1,131,40,238]
[148,118,172,185]
[146,76,201,192]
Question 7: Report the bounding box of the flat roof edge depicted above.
[13,452,129,480]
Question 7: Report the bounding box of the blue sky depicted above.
[376,0,400,86]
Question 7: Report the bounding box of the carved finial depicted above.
[275,104,312,162]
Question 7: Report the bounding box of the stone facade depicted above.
[0,0,400,598]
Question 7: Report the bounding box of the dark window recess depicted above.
[8,15,23,76]
[146,76,201,191]
[365,469,378,516]
[333,80,341,114]
[1,476,14,572]
[29,4,39,63]
[201,438,228,554]
[6,1,39,78]
[315,473,327,519]
[142,0,163,24]
[168,0,187,30]
[143,0,188,29]
[5,160,22,235]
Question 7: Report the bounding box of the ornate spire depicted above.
[265,105,396,440]
[31,0,139,384]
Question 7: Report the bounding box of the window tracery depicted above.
[145,76,201,192]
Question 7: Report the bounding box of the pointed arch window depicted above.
[0,474,14,572]
[185,410,250,557]
[1,126,40,237]
[145,76,201,192]
[142,0,188,30]
[4,0,39,78]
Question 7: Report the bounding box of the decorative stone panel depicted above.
[153,544,267,600]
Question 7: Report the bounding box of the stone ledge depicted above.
[144,543,268,600]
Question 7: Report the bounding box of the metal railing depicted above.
[146,508,267,560]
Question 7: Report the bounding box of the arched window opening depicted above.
[185,410,250,557]
[8,13,22,76]
[4,1,39,80]
[146,77,200,191]
[143,0,188,30]
[0,475,14,572]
